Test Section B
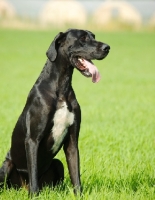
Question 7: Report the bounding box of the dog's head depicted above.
[46,29,110,83]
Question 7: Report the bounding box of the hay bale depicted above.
[40,0,87,26]
[149,13,155,26]
[93,1,142,26]
[0,0,15,18]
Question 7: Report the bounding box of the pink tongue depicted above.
[83,59,101,83]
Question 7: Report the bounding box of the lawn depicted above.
[0,29,155,200]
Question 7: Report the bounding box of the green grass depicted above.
[0,29,155,200]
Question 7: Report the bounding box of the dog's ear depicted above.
[46,32,65,62]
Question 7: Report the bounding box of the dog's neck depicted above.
[37,58,74,98]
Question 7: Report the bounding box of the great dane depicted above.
[0,29,110,196]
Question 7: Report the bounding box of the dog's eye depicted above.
[80,35,87,42]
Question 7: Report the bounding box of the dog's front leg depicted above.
[25,137,39,196]
[25,111,41,196]
[64,125,81,195]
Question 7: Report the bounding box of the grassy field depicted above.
[0,29,155,200]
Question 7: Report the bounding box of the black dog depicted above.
[0,29,110,195]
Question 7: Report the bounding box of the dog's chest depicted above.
[51,101,74,154]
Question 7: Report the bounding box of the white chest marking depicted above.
[51,102,74,154]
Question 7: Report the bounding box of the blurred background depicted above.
[0,2,155,199]
[0,0,155,31]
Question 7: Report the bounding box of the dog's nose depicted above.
[102,44,110,52]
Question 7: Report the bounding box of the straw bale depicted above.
[40,0,87,26]
[93,1,142,26]
[0,0,15,18]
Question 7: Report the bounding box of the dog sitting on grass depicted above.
[0,29,110,196]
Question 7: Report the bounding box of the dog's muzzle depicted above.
[70,42,110,83]
[96,44,110,60]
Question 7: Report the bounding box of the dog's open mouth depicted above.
[73,57,101,83]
